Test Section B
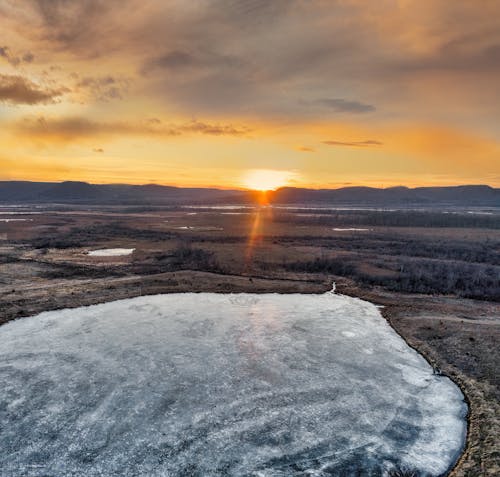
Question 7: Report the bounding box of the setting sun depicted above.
[242,169,295,191]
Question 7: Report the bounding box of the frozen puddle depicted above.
[0,293,466,476]
[172,226,224,231]
[0,218,33,222]
[332,228,372,231]
[87,248,135,257]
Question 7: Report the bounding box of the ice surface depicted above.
[221,212,252,215]
[332,228,372,231]
[0,218,32,222]
[172,226,224,231]
[87,248,135,256]
[0,293,467,476]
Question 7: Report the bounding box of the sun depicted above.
[242,169,294,191]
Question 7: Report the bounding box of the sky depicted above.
[0,0,499,189]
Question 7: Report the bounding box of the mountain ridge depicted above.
[0,181,498,206]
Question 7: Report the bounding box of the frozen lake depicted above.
[0,292,466,476]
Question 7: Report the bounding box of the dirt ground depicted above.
[0,204,498,476]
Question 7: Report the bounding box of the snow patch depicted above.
[87,248,135,257]
[173,225,223,231]
[332,228,372,231]
[0,218,32,222]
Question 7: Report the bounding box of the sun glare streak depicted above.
[244,205,273,272]
[245,210,262,269]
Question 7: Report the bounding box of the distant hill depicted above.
[0,181,498,207]
[268,185,500,206]
[0,181,248,205]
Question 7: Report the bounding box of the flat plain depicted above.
[0,204,499,476]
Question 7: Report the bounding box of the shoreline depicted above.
[378,310,471,477]
[334,279,499,477]
[334,282,471,477]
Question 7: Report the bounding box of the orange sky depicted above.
[0,0,499,189]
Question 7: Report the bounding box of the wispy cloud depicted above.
[144,50,193,70]
[316,98,376,114]
[75,75,129,101]
[297,146,315,152]
[12,116,251,142]
[322,140,383,147]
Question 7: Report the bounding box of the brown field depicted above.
[0,204,499,476]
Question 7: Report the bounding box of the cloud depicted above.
[93,147,104,153]
[75,75,129,101]
[30,0,122,54]
[77,76,116,87]
[0,46,18,66]
[22,52,35,63]
[316,98,376,114]
[322,140,383,147]
[0,46,35,66]
[143,50,194,71]
[0,0,499,156]
[182,121,250,136]
[0,74,67,105]
[1,1,498,119]
[297,146,315,152]
[12,116,251,142]
[141,49,242,78]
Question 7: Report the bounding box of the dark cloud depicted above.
[76,75,128,101]
[78,76,116,87]
[32,0,116,53]
[217,0,296,27]
[0,74,67,105]
[0,0,144,60]
[1,1,500,121]
[0,46,34,66]
[440,30,500,71]
[143,51,194,71]
[141,49,242,77]
[93,147,104,152]
[390,38,500,76]
[0,46,19,66]
[316,98,376,114]
[322,140,383,147]
[13,116,251,141]
[22,52,35,63]
[131,3,374,116]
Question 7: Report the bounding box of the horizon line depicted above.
[0,179,498,192]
